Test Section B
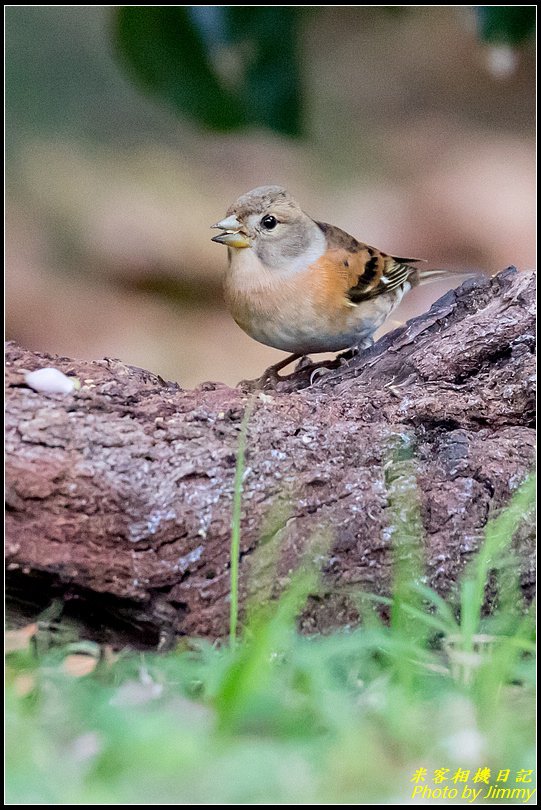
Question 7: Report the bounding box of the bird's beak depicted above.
[211,215,251,249]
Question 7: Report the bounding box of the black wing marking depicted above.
[347,260,418,304]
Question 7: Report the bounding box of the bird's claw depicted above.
[237,355,310,391]
[237,339,375,392]
[236,368,287,392]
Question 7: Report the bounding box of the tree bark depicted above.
[5,268,536,647]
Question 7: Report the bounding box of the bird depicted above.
[211,185,448,386]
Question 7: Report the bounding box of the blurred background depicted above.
[6,7,535,388]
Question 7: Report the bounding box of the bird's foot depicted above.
[237,338,376,392]
[305,354,350,385]
[337,337,374,367]
[337,346,359,364]
[237,353,306,391]
[307,339,376,385]
[237,370,282,392]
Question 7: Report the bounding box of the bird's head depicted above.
[211,186,323,271]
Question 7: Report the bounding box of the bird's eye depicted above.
[261,215,278,230]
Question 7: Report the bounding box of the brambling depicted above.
[211,185,446,384]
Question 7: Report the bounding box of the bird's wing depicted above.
[315,221,423,304]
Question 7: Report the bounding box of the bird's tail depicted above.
[412,267,481,287]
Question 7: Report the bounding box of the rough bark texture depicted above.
[5,268,536,647]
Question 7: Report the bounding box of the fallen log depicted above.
[5,268,536,647]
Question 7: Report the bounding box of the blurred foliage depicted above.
[115,7,300,136]
[5,473,535,803]
[114,6,535,138]
[476,6,536,45]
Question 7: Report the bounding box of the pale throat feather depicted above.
[225,224,326,293]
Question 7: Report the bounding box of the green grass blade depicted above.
[459,473,536,651]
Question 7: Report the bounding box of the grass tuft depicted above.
[5,451,535,803]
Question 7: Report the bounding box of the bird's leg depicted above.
[239,337,376,391]
[265,353,304,377]
[336,336,374,365]
[308,338,376,385]
[337,347,358,363]
[237,353,303,391]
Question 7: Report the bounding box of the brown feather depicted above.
[314,221,420,305]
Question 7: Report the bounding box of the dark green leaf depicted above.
[113,7,302,136]
[227,7,301,136]
[476,6,536,45]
